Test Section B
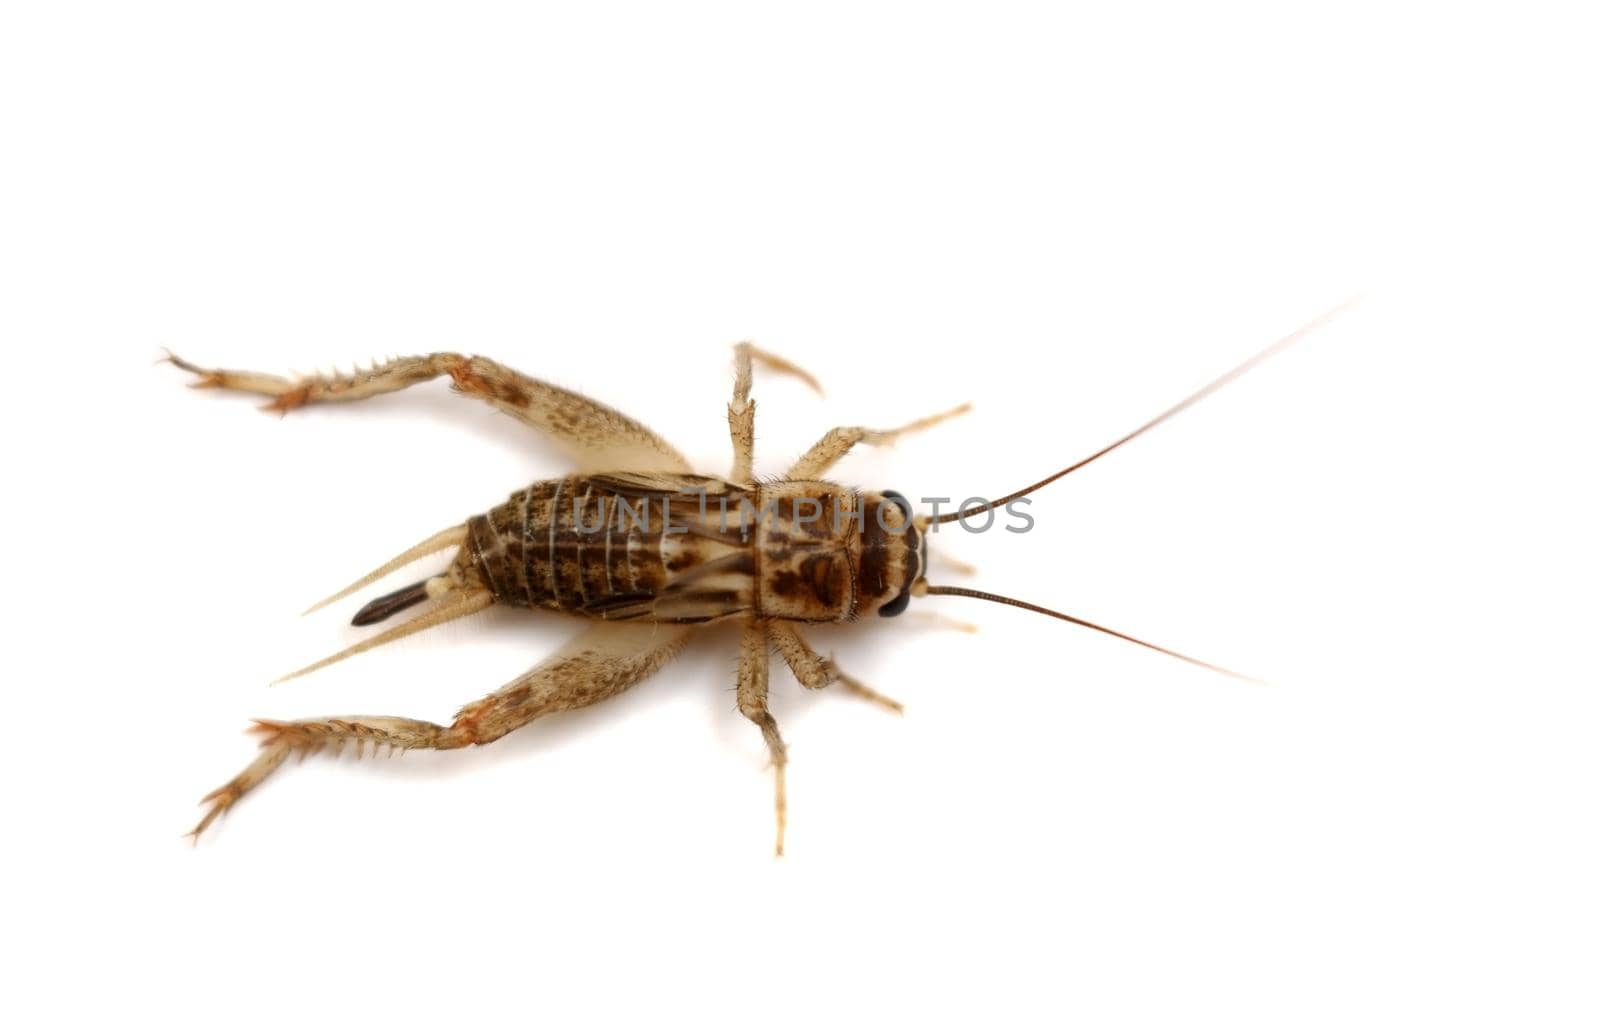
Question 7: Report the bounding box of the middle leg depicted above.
[737,620,789,856]
[784,402,971,479]
[727,341,824,485]
[769,621,904,714]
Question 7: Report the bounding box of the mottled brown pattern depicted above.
[169,344,947,851]
[173,318,1325,853]
[455,474,915,626]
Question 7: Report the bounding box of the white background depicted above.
[3,3,1597,1018]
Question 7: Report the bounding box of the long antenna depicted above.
[923,585,1265,684]
[930,299,1359,525]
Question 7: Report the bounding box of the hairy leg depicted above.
[784,402,971,480]
[736,620,789,856]
[167,351,691,473]
[768,621,904,714]
[726,341,824,485]
[189,622,689,840]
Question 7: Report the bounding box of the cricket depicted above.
[169,305,1348,854]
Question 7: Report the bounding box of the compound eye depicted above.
[876,491,916,618]
[878,585,913,618]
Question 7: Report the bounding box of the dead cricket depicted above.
[169,306,1348,853]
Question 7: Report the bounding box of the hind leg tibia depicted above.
[166,352,462,413]
[188,622,689,841]
[167,351,690,472]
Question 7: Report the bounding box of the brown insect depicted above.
[169,307,1347,853]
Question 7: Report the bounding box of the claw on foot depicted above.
[185,724,296,844]
[162,351,225,389]
[186,784,238,845]
[162,351,314,414]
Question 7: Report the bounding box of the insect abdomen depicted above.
[464,475,760,624]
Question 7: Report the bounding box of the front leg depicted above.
[736,620,789,856]
[167,351,692,473]
[784,402,971,479]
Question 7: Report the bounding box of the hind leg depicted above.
[189,716,456,840]
[189,622,689,841]
[166,351,691,473]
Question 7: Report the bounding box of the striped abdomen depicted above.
[464,474,757,624]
